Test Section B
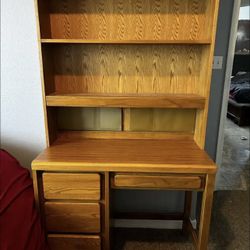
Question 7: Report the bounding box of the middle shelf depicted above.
[46,93,205,108]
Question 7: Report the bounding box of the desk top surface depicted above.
[32,137,216,174]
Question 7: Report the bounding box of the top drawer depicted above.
[43,173,101,200]
[112,174,203,190]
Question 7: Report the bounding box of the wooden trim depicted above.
[41,39,212,44]
[197,174,216,249]
[32,162,216,174]
[194,0,220,148]
[34,0,50,145]
[57,130,194,140]
[46,93,206,109]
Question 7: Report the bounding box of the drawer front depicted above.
[48,234,101,250]
[43,173,100,200]
[112,174,203,190]
[45,202,100,233]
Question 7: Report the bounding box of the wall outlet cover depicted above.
[213,56,223,69]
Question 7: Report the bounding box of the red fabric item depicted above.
[0,150,49,250]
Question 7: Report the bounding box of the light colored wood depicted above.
[44,44,203,95]
[43,173,101,200]
[194,0,220,148]
[32,138,216,174]
[48,234,101,250]
[124,108,196,132]
[197,174,216,250]
[33,1,220,249]
[34,0,51,145]
[46,93,205,109]
[58,130,194,140]
[45,202,100,233]
[41,0,213,41]
[41,38,211,44]
[112,174,203,190]
[56,107,121,131]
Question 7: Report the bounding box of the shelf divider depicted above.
[41,39,211,45]
[46,93,206,109]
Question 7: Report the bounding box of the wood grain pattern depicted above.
[48,234,101,250]
[112,174,203,190]
[35,0,52,145]
[40,0,212,41]
[194,0,220,148]
[45,202,100,233]
[43,44,203,95]
[57,130,194,140]
[197,174,216,249]
[41,38,211,44]
[124,108,196,132]
[43,173,100,200]
[46,93,205,108]
[32,138,216,174]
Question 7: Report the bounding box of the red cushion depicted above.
[0,150,49,250]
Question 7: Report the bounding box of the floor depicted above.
[216,118,250,190]
[113,119,250,250]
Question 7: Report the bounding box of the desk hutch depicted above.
[32,0,220,249]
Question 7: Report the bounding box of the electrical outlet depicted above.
[213,56,223,69]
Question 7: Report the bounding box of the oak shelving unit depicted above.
[32,0,220,249]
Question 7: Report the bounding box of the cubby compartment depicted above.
[42,43,207,96]
[56,107,122,131]
[124,108,196,132]
[38,0,215,42]
[46,107,196,144]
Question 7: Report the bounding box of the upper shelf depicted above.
[41,39,211,45]
[46,93,206,109]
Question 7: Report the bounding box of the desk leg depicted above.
[197,174,215,250]
[103,172,110,250]
[182,191,192,234]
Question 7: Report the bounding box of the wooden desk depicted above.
[32,135,216,250]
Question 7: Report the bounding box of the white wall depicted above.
[1,0,46,168]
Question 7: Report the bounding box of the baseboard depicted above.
[112,219,197,230]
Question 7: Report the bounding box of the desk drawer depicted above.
[112,174,203,190]
[45,202,100,233]
[43,173,100,200]
[48,234,101,250]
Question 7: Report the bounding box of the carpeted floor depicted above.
[113,119,250,250]
[216,119,250,190]
[113,188,249,250]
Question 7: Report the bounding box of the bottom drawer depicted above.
[48,234,101,250]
